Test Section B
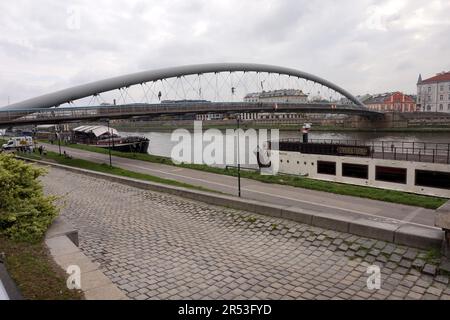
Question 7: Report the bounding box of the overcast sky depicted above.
[1,0,449,106]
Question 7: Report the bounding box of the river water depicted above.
[120,131,450,167]
[120,129,450,159]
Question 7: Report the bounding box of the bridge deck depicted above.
[0,102,381,127]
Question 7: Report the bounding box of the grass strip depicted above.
[18,150,215,194]
[0,235,84,300]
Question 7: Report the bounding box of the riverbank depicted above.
[17,150,215,194]
[36,141,447,209]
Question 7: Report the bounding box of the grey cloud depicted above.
[0,0,449,106]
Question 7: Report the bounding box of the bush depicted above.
[0,154,58,242]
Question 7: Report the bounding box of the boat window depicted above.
[415,170,450,190]
[375,166,407,184]
[317,161,336,175]
[342,163,368,179]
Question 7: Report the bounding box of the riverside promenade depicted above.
[41,143,437,228]
[40,167,450,300]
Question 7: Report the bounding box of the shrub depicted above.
[0,154,58,242]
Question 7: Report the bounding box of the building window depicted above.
[375,166,407,184]
[440,85,444,91]
[427,105,431,111]
[440,104,443,110]
[440,95,444,101]
[342,163,368,179]
[428,87,431,93]
[415,170,450,190]
[317,161,336,175]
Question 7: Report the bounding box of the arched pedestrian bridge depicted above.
[0,63,381,126]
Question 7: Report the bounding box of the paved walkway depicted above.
[41,167,450,300]
[42,143,437,228]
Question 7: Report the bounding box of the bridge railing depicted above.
[0,102,373,125]
[279,138,450,164]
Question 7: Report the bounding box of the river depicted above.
[120,129,450,159]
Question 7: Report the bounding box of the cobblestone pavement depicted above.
[40,167,450,300]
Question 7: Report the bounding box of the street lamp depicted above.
[236,113,241,197]
[107,119,112,167]
[56,125,62,156]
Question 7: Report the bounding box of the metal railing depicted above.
[279,138,450,164]
[0,102,378,126]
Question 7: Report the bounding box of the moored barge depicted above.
[72,125,149,153]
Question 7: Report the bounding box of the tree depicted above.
[0,154,58,242]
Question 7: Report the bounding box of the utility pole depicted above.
[236,114,241,197]
[57,125,62,156]
[107,119,112,167]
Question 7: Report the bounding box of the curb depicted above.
[45,217,128,300]
[25,157,444,250]
[0,263,23,300]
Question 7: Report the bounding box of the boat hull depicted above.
[89,140,149,153]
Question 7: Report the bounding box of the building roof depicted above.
[73,125,118,137]
[364,93,391,104]
[244,89,308,99]
[364,92,415,105]
[419,72,450,84]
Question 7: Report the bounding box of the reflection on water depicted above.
[120,129,450,158]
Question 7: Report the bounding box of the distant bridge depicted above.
[0,63,380,126]
[0,102,382,127]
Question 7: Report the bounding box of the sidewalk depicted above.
[41,143,437,228]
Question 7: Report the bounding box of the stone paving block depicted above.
[423,264,438,276]
[412,259,426,270]
[426,287,443,296]
[389,254,402,263]
[435,275,449,285]
[399,259,412,269]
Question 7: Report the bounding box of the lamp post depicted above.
[107,119,112,167]
[236,113,241,197]
[57,125,62,156]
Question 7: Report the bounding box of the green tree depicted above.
[0,154,58,242]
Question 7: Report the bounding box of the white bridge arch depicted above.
[3,63,365,110]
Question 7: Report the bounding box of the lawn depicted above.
[37,142,448,209]
[0,236,84,300]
